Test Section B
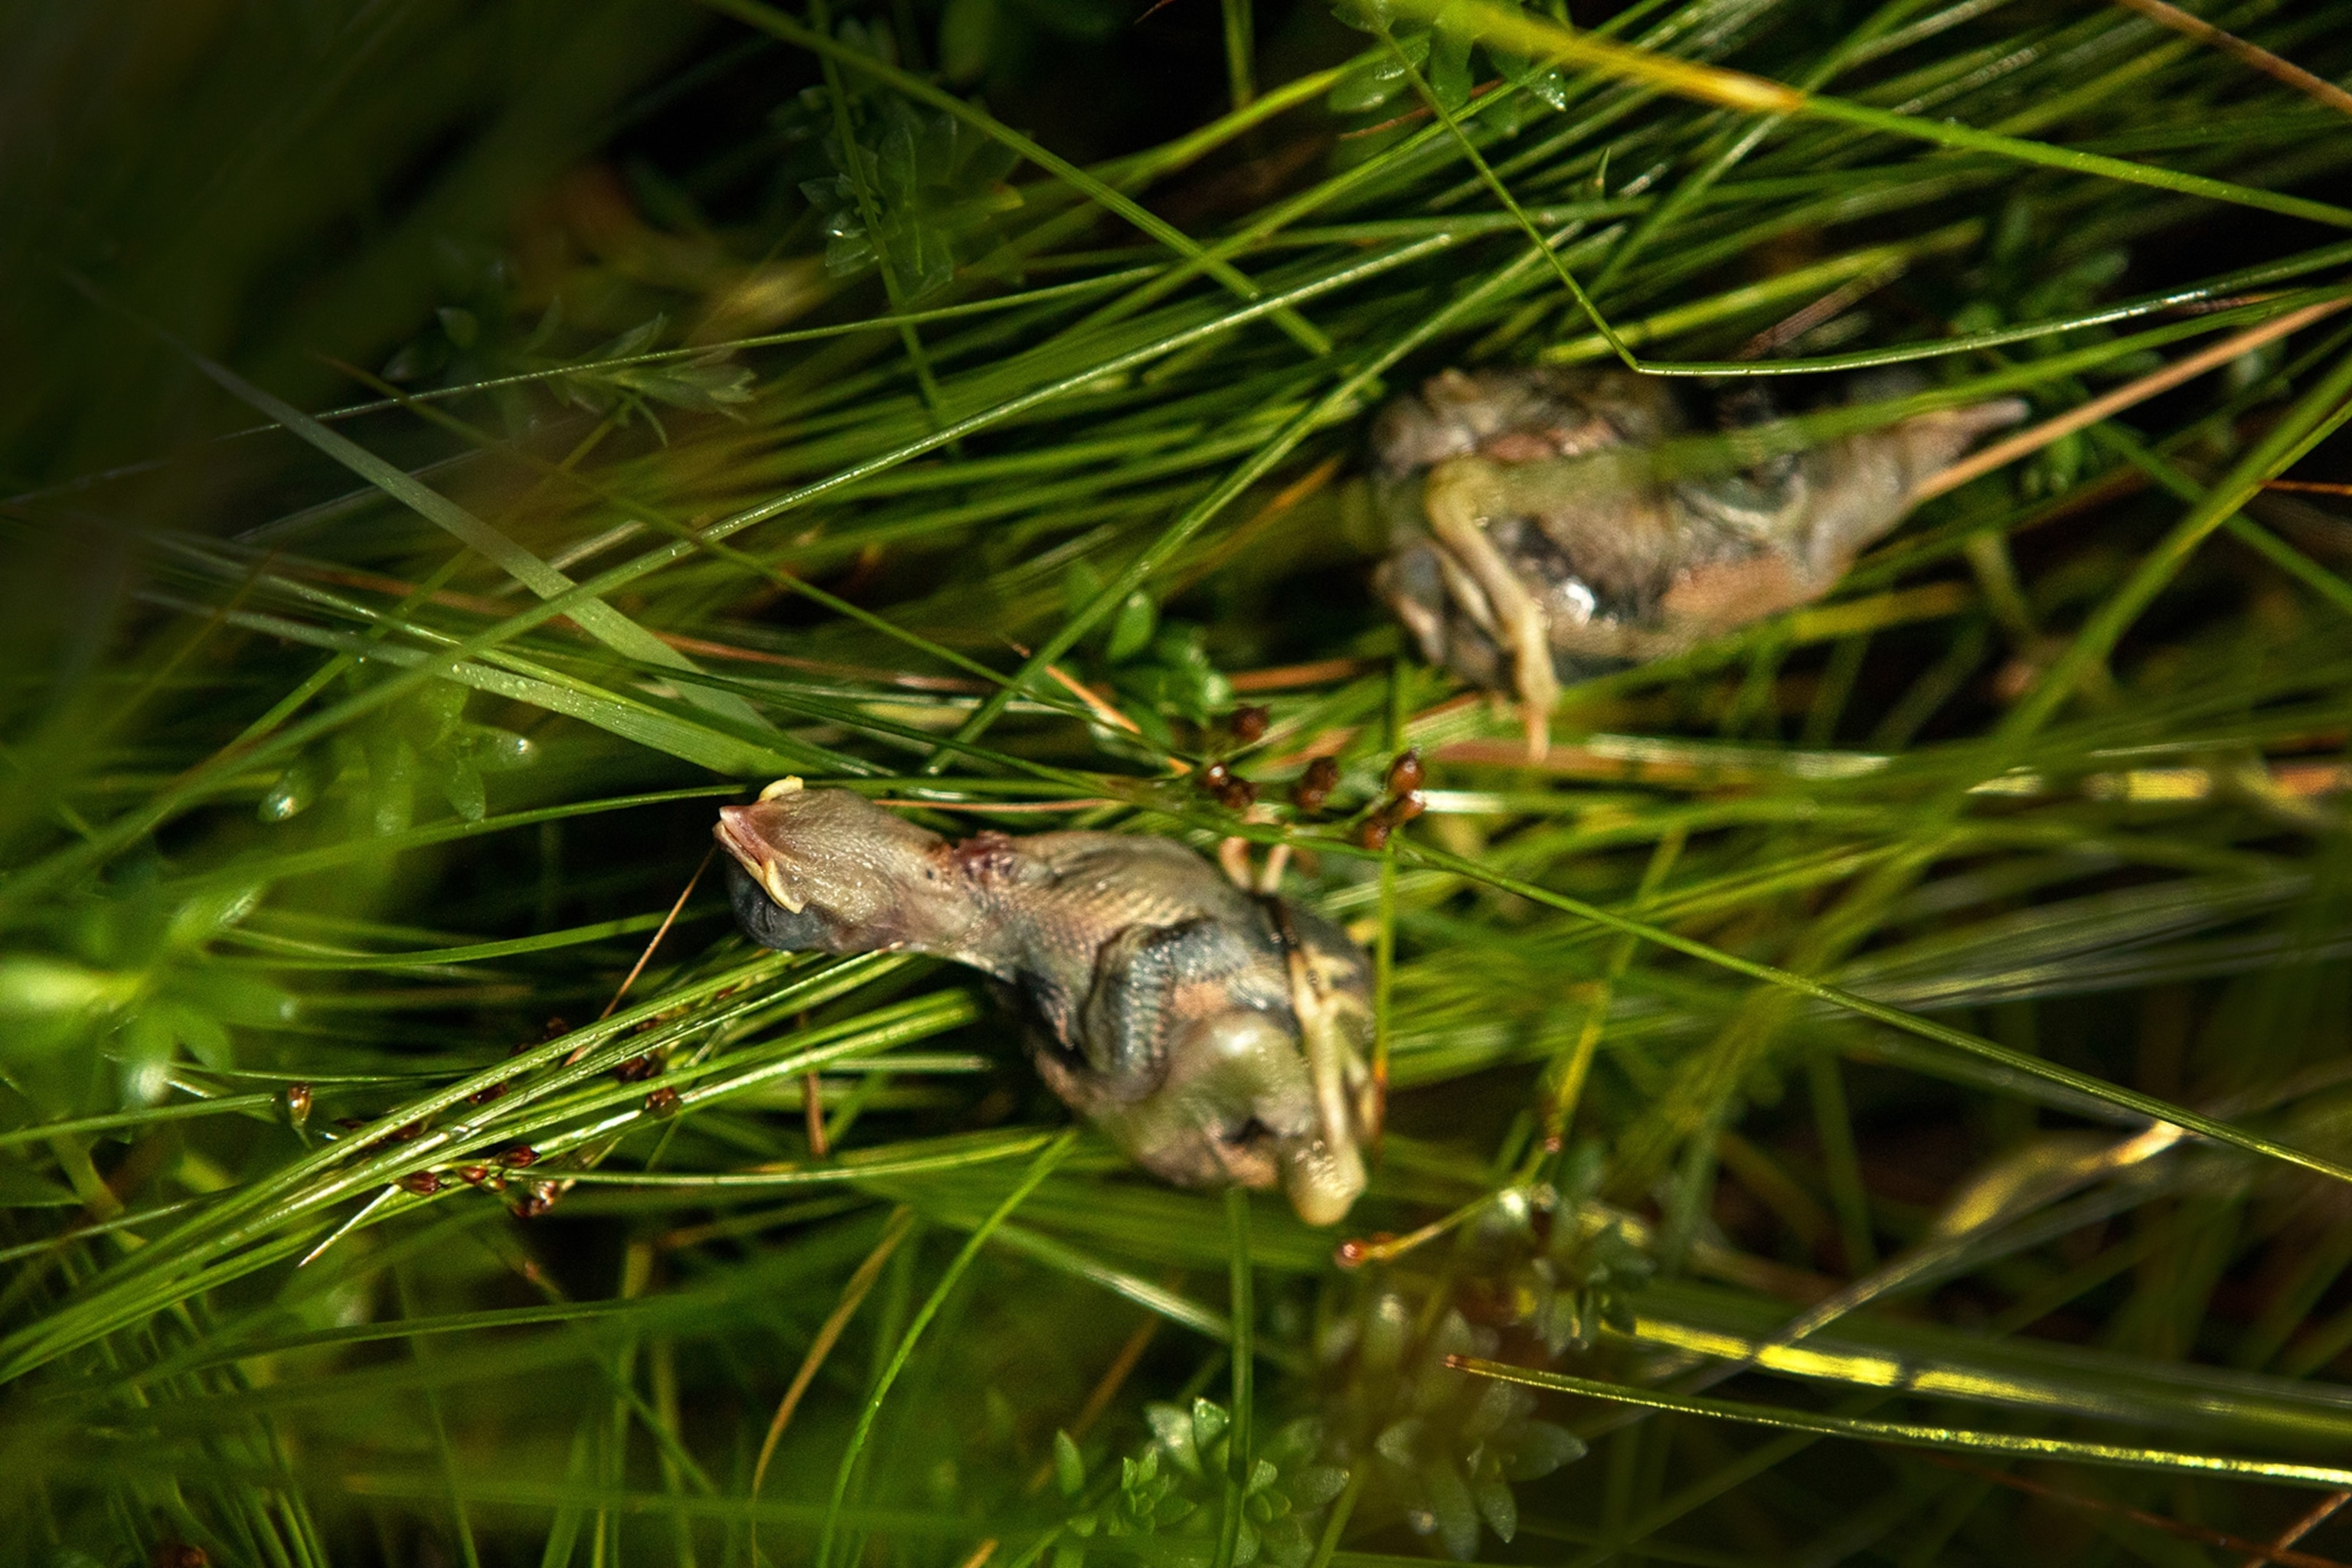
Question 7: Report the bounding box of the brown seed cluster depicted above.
[1194,707,1273,810]
[1291,756,1341,812]
[1196,759,1258,811]
[1357,750,1427,849]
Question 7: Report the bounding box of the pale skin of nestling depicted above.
[1373,368,2030,756]
[715,782,1380,1225]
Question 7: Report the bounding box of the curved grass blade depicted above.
[1396,837,2352,1187]
[2002,342,2352,738]
[220,910,701,971]
[66,272,769,732]
[1450,1357,2352,1491]
[1387,0,2352,230]
[933,215,1599,764]
[812,1129,1078,1568]
[0,1094,279,1153]
[0,235,1453,913]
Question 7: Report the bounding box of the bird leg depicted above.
[1423,456,1557,759]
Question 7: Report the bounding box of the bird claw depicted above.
[1511,602,1557,762]
[1425,456,1556,761]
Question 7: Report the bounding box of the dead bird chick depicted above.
[714,779,1380,1224]
[1373,366,2027,756]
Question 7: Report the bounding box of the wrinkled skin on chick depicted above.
[715,782,1380,1224]
[1372,367,2027,753]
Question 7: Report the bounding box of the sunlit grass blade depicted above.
[1452,1357,2352,1491]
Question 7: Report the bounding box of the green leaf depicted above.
[1188,1396,1230,1460]
[1329,34,1426,113]
[1472,1476,1515,1544]
[1148,1403,1200,1476]
[1426,25,1473,110]
[457,724,536,773]
[1421,1460,1478,1560]
[165,1002,233,1071]
[1063,560,1106,618]
[258,747,332,823]
[165,885,262,950]
[1105,591,1156,664]
[1499,1422,1583,1481]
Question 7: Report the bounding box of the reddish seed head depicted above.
[1386,789,1427,825]
[1334,1238,1370,1269]
[645,1086,682,1119]
[391,1120,424,1142]
[1356,816,1393,851]
[1387,748,1425,795]
[499,1145,540,1168]
[152,1542,208,1568]
[1292,756,1340,812]
[542,1016,569,1040]
[398,1171,442,1196]
[468,1080,509,1106]
[457,1165,491,1185]
[612,1053,663,1083]
[1198,760,1232,792]
[1230,704,1270,744]
[285,1083,312,1128]
[1215,777,1258,810]
[513,1184,557,1219]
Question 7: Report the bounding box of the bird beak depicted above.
[714,801,806,913]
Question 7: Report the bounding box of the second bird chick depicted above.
[1372,366,2027,756]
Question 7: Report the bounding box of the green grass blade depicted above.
[1452,1357,2352,1491]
